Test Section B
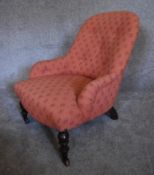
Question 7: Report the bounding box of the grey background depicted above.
[0,0,154,175]
[0,0,154,91]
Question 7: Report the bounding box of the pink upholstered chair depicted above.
[14,11,139,166]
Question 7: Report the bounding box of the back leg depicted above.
[19,102,30,124]
[105,107,118,120]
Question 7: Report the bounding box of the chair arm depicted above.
[29,56,70,78]
[77,72,123,118]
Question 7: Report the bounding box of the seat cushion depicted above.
[14,74,92,131]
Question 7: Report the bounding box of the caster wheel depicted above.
[63,158,70,167]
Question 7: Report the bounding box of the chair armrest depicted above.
[77,72,123,118]
[29,56,70,78]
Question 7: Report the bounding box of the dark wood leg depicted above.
[58,130,70,166]
[105,107,118,120]
[19,102,30,124]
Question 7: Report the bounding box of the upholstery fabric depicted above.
[14,11,139,131]
[14,75,92,130]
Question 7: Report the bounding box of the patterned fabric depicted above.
[14,75,92,130]
[14,11,139,131]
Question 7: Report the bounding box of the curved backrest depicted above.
[67,11,139,79]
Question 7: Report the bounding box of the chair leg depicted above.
[105,107,118,120]
[19,102,30,124]
[58,129,70,167]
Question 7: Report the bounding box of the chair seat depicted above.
[14,74,92,130]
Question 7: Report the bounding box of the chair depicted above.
[14,11,139,166]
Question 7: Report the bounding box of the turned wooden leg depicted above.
[58,130,70,166]
[105,107,118,120]
[19,102,30,124]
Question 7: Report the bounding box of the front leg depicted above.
[19,102,30,124]
[58,130,70,166]
[105,107,118,120]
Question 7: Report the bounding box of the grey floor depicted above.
[0,88,154,175]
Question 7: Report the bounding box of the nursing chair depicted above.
[14,11,139,166]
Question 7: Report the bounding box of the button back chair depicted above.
[14,11,139,166]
